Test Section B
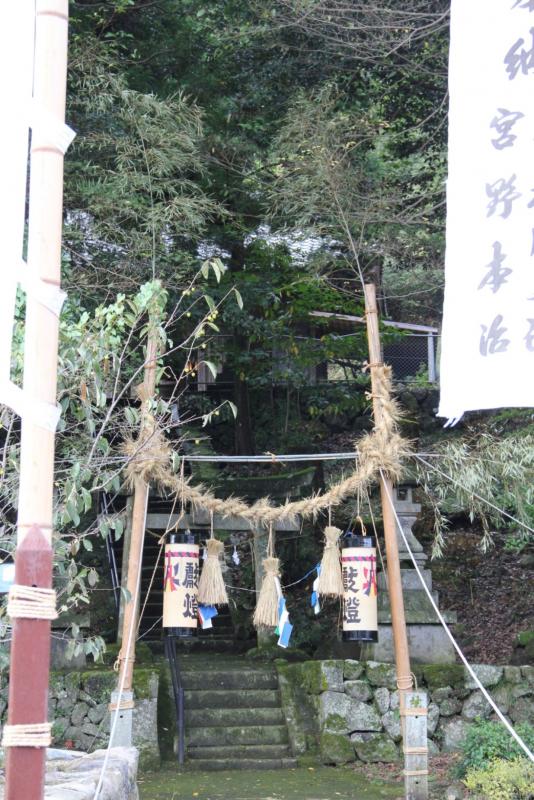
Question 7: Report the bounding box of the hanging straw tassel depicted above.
[317,526,344,597]
[253,557,280,629]
[197,538,228,606]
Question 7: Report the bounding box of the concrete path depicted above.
[138,765,401,800]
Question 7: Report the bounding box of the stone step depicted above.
[186,724,289,747]
[175,639,237,653]
[180,670,278,691]
[187,744,292,760]
[185,707,285,728]
[185,689,281,710]
[185,757,298,771]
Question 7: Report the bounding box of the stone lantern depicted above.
[361,484,457,664]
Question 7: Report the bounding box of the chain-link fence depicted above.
[384,332,438,383]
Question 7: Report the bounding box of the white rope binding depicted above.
[7,584,57,620]
[1,722,52,748]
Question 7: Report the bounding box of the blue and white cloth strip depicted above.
[277,596,293,648]
[274,577,293,648]
[310,563,321,615]
[198,604,218,630]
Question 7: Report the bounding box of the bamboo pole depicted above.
[363,284,427,800]
[116,330,159,694]
[5,2,70,798]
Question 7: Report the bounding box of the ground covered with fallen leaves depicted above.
[419,527,534,664]
[138,756,462,800]
[138,765,401,800]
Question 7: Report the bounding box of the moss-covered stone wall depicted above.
[0,666,160,771]
[276,659,534,765]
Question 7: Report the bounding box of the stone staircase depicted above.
[180,663,297,770]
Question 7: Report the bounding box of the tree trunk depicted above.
[227,240,255,455]
[234,371,255,455]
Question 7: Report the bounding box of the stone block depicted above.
[50,638,86,670]
[343,660,365,680]
[381,709,401,742]
[509,695,534,724]
[462,691,491,720]
[365,662,397,690]
[319,692,382,734]
[427,703,440,735]
[70,702,89,727]
[512,683,533,699]
[351,731,399,763]
[319,731,355,765]
[492,685,512,715]
[439,697,462,717]
[464,665,503,689]
[374,688,390,715]
[427,737,440,756]
[276,667,317,758]
[377,589,449,624]
[78,690,97,708]
[39,746,139,800]
[504,666,523,684]
[364,625,456,665]
[440,717,471,752]
[423,664,465,690]
[88,704,108,725]
[344,681,372,702]
[132,671,160,771]
[56,695,74,715]
[432,687,452,704]
[300,660,343,694]
[81,722,101,738]
[377,569,432,591]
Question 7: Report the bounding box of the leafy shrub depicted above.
[464,758,534,800]
[457,720,534,776]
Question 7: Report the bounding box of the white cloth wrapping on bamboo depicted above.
[0,2,35,409]
[0,2,73,430]
[439,1,534,424]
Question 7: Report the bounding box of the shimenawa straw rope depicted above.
[123,366,407,526]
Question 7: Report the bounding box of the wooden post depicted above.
[363,284,428,800]
[116,495,135,643]
[5,528,54,800]
[403,691,429,800]
[116,331,159,694]
[5,3,69,798]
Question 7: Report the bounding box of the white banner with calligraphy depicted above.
[439,0,534,423]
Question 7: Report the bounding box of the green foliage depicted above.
[464,758,534,800]
[65,32,222,296]
[210,239,366,389]
[1,275,241,661]
[415,433,534,555]
[457,720,534,777]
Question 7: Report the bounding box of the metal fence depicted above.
[384,332,438,384]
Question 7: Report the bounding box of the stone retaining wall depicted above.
[276,660,534,764]
[1,658,531,770]
[0,668,159,771]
